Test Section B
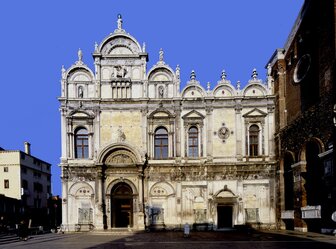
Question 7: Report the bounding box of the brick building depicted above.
[269,0,336,233]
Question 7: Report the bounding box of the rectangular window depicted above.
[4,167,8,172]
[33,182,43,192]
[4,180,9,189]
[22,167,27,174]
[22,180,28,189]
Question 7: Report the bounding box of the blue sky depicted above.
[0,0,304,197]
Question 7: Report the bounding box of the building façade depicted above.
[59,15,276,232]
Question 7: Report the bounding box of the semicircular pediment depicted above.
[150,182,175,197]
[100,35,141,55]
[148,67,174,82]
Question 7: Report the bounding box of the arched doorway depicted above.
[111,183,133,228]
[305,141,323,206]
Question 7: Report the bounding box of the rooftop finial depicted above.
[221,70,227,80]
[159,48,164,61]
[190,70,196,80]
[207,82,211,92]
[142,42,146,52]
[117,14,123,30]
[176,65,180,79]
[252,68,258,80]
[94,42,98,52]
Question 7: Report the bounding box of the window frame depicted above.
[249,125,260,157]
[188,126,199,158]
[4,179,9,189]
[154,127,169,159]
[75,127,89,159]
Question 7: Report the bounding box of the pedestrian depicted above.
[18,220,29,241]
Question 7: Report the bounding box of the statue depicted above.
[78,48,83,62]
[61,65,66,78]
[142,42,146,52]
[117,14,122,30]
[158,86,164,98]
[94,42,98,52]
[267,63,272,76]
[236,80,241,90]
[176,65,180,79]
[117,127,126,142]
[78,86,83,98]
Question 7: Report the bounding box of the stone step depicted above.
[0,233,20,245]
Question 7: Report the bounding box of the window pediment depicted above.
[182,110,205,120]
[243,108,267,118]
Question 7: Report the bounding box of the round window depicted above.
[293,54,311,84]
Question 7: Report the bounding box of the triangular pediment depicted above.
[243,108,267,118]
[182,110,205,120]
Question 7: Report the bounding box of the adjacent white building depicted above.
[59,15,276,232]
[0,142,52,210]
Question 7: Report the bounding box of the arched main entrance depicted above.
[111,183,133,228]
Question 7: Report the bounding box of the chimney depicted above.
[24,142,31,155]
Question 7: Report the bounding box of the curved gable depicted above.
[182,85,205,98]
[243,84,267,97]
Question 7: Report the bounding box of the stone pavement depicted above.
[0,229,335,249]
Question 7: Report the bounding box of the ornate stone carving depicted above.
[105,150,136,165]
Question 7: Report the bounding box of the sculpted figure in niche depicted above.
[158,86,164,98]
[78,86,84,98]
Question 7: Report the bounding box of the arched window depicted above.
[188,126,199,157]
[75,128,89,158]
[154,127,168,159]
[249,125,259,156]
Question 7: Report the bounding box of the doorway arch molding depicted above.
[106,178,139,197]
[97,142,143,164]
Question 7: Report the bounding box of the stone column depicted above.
[206,107,213,159]
[235,103,243,160]
[174,105,181,157]
[95,164,106,230]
